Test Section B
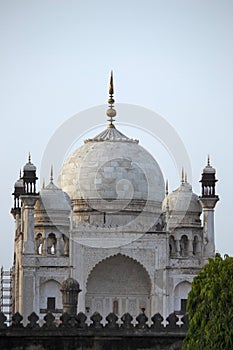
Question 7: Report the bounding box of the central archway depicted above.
[85,254,151,318]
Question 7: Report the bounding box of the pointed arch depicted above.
[85,252,152,290]
[180,235,188,256]
[85,253,152,318]
[174,281,192,313]
[39,279,62,314]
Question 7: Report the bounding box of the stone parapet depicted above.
[0,311,187,350]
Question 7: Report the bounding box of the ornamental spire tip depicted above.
[50,165,53,183]
[165,179,169,195]
[181,167,185,184]
[106,71,117,128]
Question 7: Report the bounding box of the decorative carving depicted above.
[84,249,154,291]
[135,313,148,329]
[0,309,189,341]
[166,313,180,329]
[27,312,40,329]
[121,313,133,329]
[105,312,119,329]
[59,312,71,327]
[76,312,88,329]
[42,312,56,329]
[40,276,63,285]
[180,314,189,330]
[69,316,78,327]
[0,312,7,329]
[90,312,103,328]
[11,312,23,328]
[151,313,164,330]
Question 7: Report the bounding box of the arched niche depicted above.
[174,281,191,313]
[39,279,62,314]
[85,254,151,318]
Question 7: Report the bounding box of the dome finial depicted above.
[207,154,210,166]
[185,172,188,183]
[165,179,169,195]
[50,165,54,183]
[109,70,114,95]
[19,169,22,178]
[181,167,185,184]
[28,152,31,163]
[106,70,117,128]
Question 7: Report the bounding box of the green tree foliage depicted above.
[182,254,233,350]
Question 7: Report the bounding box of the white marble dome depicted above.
[162,181,202,228]
[58,126,165,206]
[203,163,216,174]
[38,182,71,212]
[162,182,201,213]
[35,181,71,229]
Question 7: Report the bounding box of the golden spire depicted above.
[207,154,210,166]
[165,179,169,195]
[106,70,117,128]
[50,165,53,183]
[181,167,185,184]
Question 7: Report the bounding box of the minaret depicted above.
[22,152,38,194]
[199,156,219,257]
[11,170,24,229]
[19,154,39,318]
[21,153,39,254]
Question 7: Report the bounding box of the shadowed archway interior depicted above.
[85,254,151,318]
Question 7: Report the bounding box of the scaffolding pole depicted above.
[0,266,13,324]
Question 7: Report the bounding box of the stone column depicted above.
[196,239,202,255]
[188,238,193,256]
[56,233,62,256]
[22,268,36,320]
[20,195,38,254]
[175,238,180,257]
[42,236,47,255]
[199,197,219,257]
[19,195,38,320]
[15,212,21,231]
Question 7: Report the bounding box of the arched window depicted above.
[169,235,176,256]
[35,233,43,255]
[180,235,188,256]
[47,233,57,255]
[113,300,119,314]
[174,281,191,314]
[193,235,199,255]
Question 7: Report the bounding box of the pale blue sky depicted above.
[1,0,233,267]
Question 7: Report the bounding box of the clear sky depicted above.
[0,0,233,268]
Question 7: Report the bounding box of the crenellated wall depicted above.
[0,310,188,350]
